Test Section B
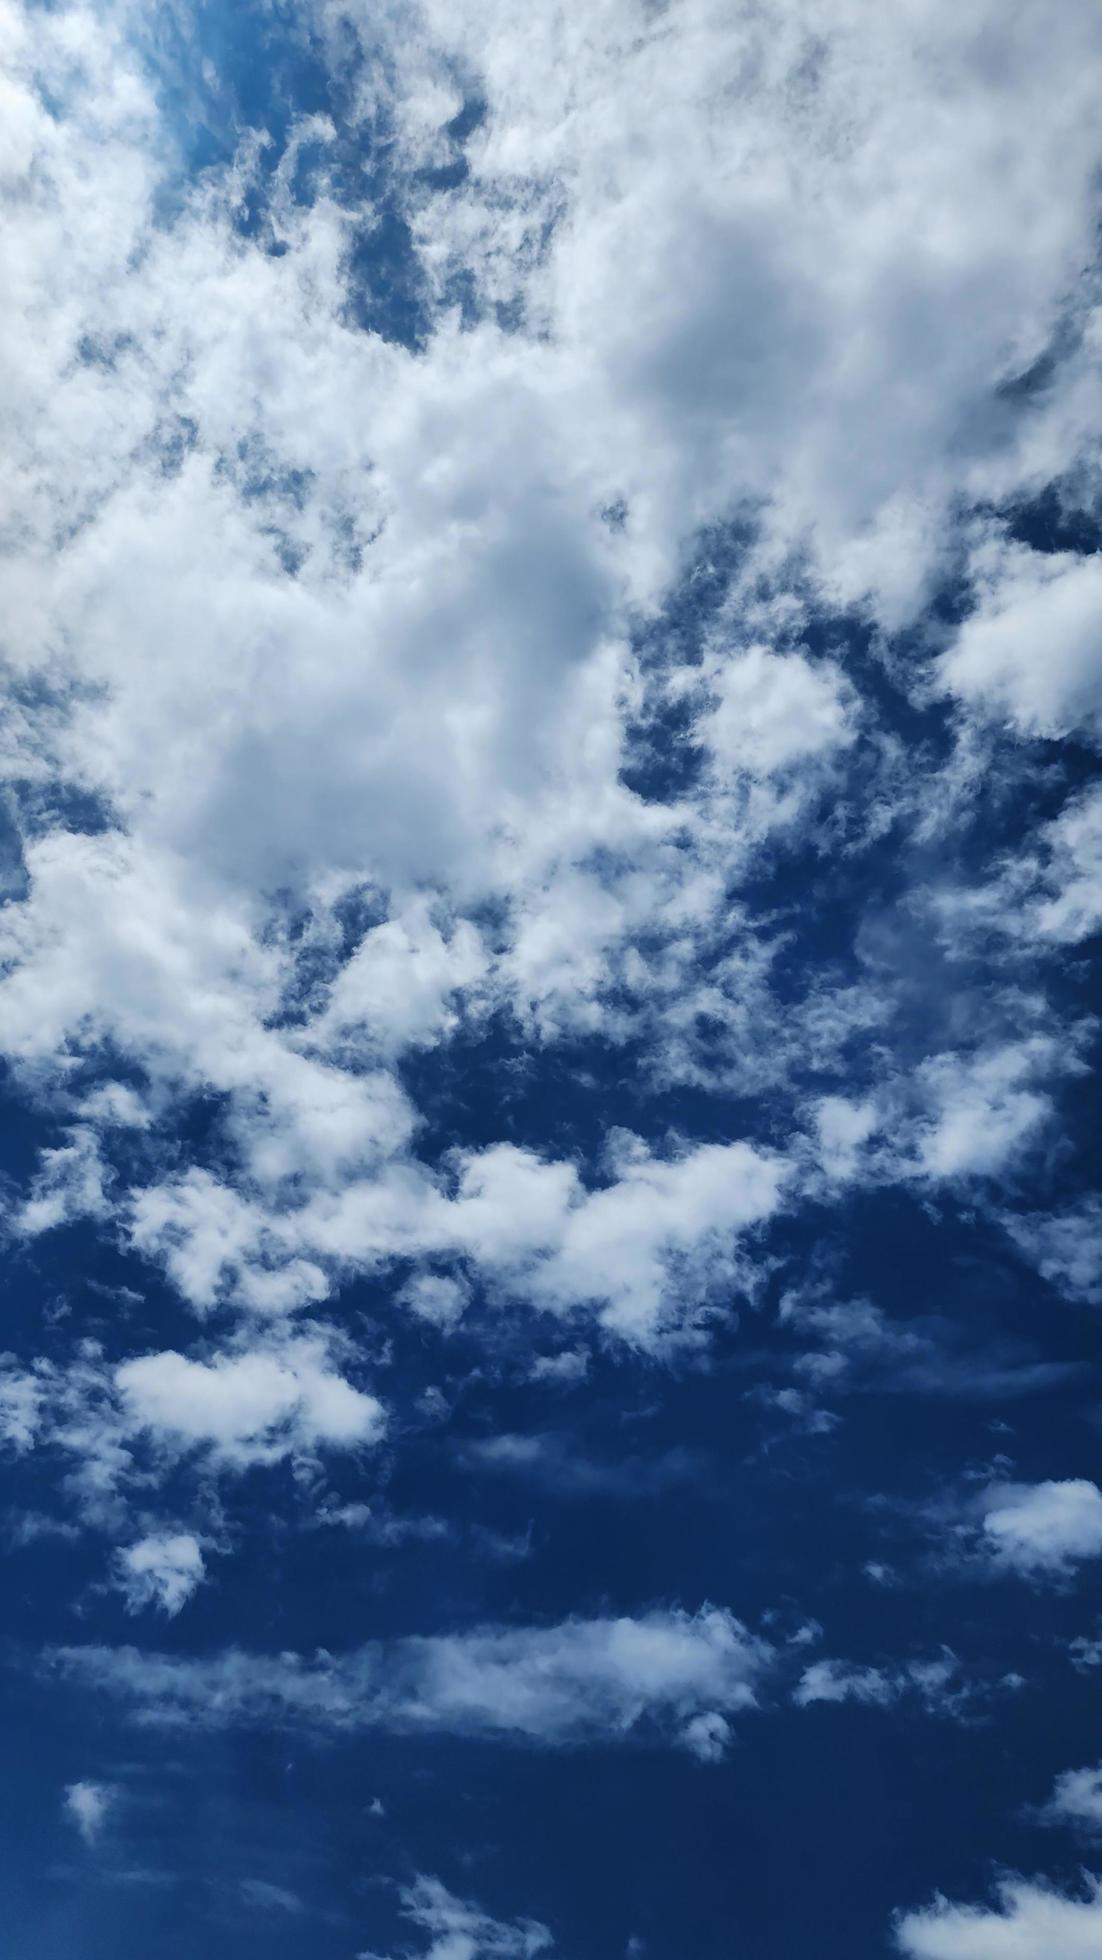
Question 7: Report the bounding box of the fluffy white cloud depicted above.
[699,646,854,780]
[112,1532,206,1617]
[938,545,1102,742]
[124,1133,786,1347]
[907,1042,1059,1182]
[982,1479,1102,1575]
[63,1779,115,1845]
[115,1337,386,1463]
[0,1327,385,1525]
[48,1605,772,1753]
[0,0,1094,1400]
[895,1876,1102,1958]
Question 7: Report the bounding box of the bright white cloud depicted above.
[982,1479,1102,1575]
[938,545,1102,742]
[895,1876,1102,1958]
[112,1532,206,1617]
[63,1779,115,1845]
[908,1042,1059,1182]
[700,646,854,780]
[115,1337,386,1463]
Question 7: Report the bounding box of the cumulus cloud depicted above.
[906,1042,1059,1183]
[111,1532,206,1617]
[699,646,854,780]
[0,1327,386,1527]
[123,1132,786,1348]
[47,1606,772,1755]
[115,1337,386,1464]
[894,1875,1102,1958]
[981,1479,1102,1576]
[0,1,1098,1947]
[938,545,1102,742]
[0,0,1096,1364]
[63,1780,116,1845]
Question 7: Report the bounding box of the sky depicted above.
[0,0,1101,1954]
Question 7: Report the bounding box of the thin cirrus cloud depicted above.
[46,1607,773,1761]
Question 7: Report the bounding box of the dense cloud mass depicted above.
[0,0,1100,1953]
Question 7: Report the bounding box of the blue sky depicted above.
[1,1,1101,1954]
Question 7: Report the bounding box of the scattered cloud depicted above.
[895,1875,1102,1958]
[47,1606,773,1757]
[111,1532,206,1617]
[63,1780,116,1846]
[359,1874,552,1960]
[981,1480,1102,1577]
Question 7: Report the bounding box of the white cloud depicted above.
[48,1605,772,1753]
[63,1779,116,1845]
[895,1876,1102,1958]
[793,1654,962,1714]
[1044,1762,1102,1834]
[13,1124,111,1238]
[115,1336,386,1464]
[938,545,1102,742]
[398,1272,471,1331]
[0,0,1095,1410]
[812,1097,879,1184]
[699,646,854,780]
[1031,785,1102,944]
[112,1531,206,1617]
[360,1875,552,1960]
[125,1133,786,1349]
[908,1042,1058,1182]
[0,1326,386,1524]
[321,901,488,1053]
[982,1479,1102,1575]
[1003,1199,1102,1306]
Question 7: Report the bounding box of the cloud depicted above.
[1003,1199,1102,1306]
[12,1124,112,1238]
[47,1606,773,1756]
[906,1042,1059,1183]
[359,1874,552,1960]
[1043,1763,1102,1834]
[981,1480,1102,1575]
[115,1337,386,1464]
[894,1876,1102,1958]
[699,646,854,780]
[793,1654,965,1715]
[0,1326,386,1527]
[125,1132,786,1349]
[938,544,1102,742]
[781,1287,1076,1406]
[111,1532,206,1617]
[63,1780,116,1845]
